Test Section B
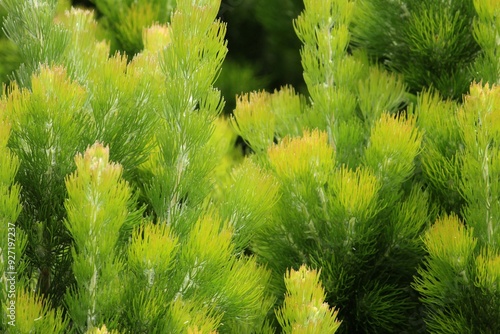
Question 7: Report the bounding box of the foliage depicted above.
[216,0,306,111]
[276,265,342,333]
[0,5,20,86]
[351,0,483,100]
[0,0,275,332]
[91,0,175,56]
[229,0,499,332]
[0,0,499,333]
[413,214,499,333]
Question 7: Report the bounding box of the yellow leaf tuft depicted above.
[268,129,334,182]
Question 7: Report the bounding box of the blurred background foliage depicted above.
[1,0,306,113]
[0,5,20,85]
[2,0,492,106]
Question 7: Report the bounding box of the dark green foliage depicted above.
[1,0,70,87]
[351,0,481,100]
[413,215,500,334]
[92,0,175,56]
[217,0,305,112]
[254,0,305,91]
[0,6,20,86]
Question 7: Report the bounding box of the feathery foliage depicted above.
[0,0,499,332]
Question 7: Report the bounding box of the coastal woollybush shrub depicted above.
[1,0,499,333]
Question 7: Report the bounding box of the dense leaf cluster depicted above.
[0,0,499,333]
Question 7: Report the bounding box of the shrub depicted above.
[1,0,499,333]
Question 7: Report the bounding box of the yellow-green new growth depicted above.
[64,143,141,332]
[475,248,500,293]
[268,130,335,184]
[10,288,68,333]
[458,83,500,251]
[65,143,130,254]
[413,212,500,333]
[232,91,276,153]
[276,265,342,333]
[422,214,477,271]
[142,24,172,53]
[0,119,21,223]
[128,222,179,287]
[329,166,380,220]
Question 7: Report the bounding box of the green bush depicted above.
[1,0,499,333]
